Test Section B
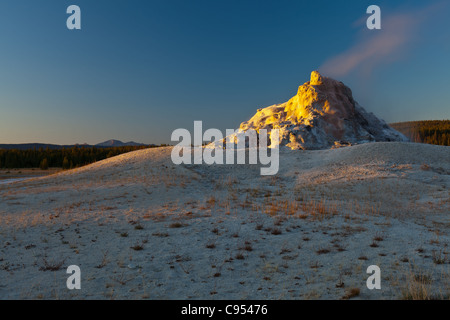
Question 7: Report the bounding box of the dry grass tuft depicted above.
[168,222,185,228]
[342,288,360,300]
[271,228,282,235]
[39,258,66,272]
[316,247,331,255]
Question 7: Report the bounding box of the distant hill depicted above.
[389,120,450,146]
[95,140,146,147]
[0,143,79,150]
[0,140,152,150]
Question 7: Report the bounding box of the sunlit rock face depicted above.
[235,71,408,150]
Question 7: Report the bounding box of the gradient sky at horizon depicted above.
[0,0,449,145]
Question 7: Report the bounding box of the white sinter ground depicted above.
[0,142,449,299]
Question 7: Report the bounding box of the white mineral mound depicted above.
[228,71,408,150]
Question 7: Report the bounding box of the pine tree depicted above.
[40,158,49,170]
[62,157,70,170]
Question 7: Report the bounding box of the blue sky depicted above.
[0,0,449,144]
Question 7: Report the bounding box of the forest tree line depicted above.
[390,120,450,146]
[0,145,161,169]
